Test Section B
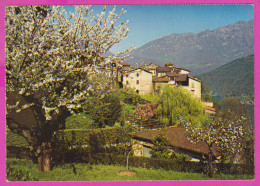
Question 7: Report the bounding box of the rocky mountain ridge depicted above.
[127,19,254,75]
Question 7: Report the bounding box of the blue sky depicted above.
[64,5,254,53]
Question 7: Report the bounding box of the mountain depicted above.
[197,54,254,97]
[127,19,254,75]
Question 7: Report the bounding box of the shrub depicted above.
[216,163,254,175]
[140,94,159,103]
[202,92,214,102]
[55,127,132,145]
[6,129,29,147]
[118,88,144,105]
[102,92,123,126]
[159,117,170,125]
[51,127,133,165]
[83,92,123,128]
[7,146,33,160]
[6,164,39,181]
[65,113,96,129]
[151,129,174,159]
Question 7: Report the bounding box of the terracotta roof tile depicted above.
[166,72,179,77]
[156,66,173,72]
[175,74,188,82]
[130,126,219,156]
[152,76,170,82]
[188,76,202,82]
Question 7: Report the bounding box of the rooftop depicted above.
[152,76,170,82]
[130,126,219,156]
[129,67,153,74]
[188,76,202,82]
[166,71,179,77]
[156,66,173,72]
[175,74,188,82]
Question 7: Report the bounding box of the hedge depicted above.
[6,129,29,147]
[54,127,133,146]
[80,153,254,175]
[6,127,133,148]
[6,147,254,176]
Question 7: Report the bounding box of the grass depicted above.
[6,158,254,181]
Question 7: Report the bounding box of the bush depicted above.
[102,92,123,126]
[216,163,254,175]
[140,94,159,103]
[151,129,174,159]
[65,113,95,129]
[118,88,144,105]
[6,129,29,147]
[7,146,32,160]
[83,92,123,128]
[6,163,39,181]
[120,103,139,128]
[54,127,132,146]
[202,92,214,102]
[51,127,133,165]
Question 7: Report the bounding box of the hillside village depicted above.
[113,61,216,115]
[116,61,202,98]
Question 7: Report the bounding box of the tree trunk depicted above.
[126,151,130,172]
[208,145,214,178]
[37,142,52,172]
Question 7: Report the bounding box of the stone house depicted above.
[182,76,202,98]
[123,68,153,95]
[129,126,219,160]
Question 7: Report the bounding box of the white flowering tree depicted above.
[184,116,247,178]
[6,5,133,172]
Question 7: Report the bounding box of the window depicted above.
[143,145,152,157]
[191,83,195,88]
[136,80,139,84]
[126,74,129,78]
[126,80,129,85]
[136,73,139,77]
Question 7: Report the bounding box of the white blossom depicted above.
[6,5,134,120]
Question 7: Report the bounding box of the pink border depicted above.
[0,0,258,185]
